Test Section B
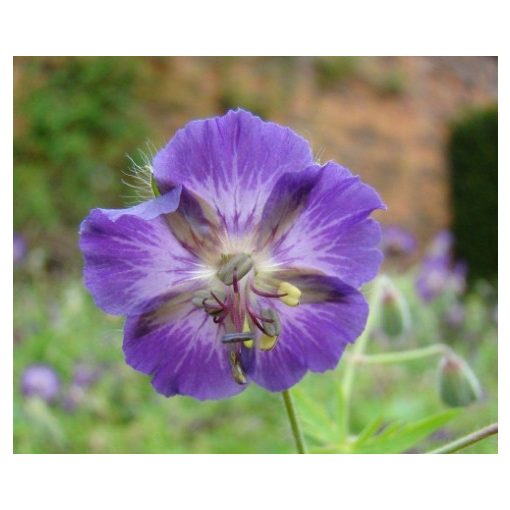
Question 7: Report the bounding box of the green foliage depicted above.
[14,57,150,269]
[448,106,498,283]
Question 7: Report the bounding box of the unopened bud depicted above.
[380,279,410,339]
[278,281,302,307]
[217,253,253,286]
[438,353,482,407]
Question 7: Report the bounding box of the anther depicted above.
[191,289,226,315]
[260,308,281,337]
[278,282,302,307]
[217,253,253,286]
[259,334,279,351]
[242,317,254,348]
[229,351,247,385]
[222,332,255,344]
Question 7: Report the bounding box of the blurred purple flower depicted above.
[380,225,417,257]
[72,362,102,389]
[79,110,386,400]
[21,364,60,403]
[13,233,27,264]
[426,230,453,260]
[415,231,467,302]
[443,302,466,329]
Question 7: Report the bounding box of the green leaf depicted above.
[355,415,385,445]
[292,387,339,444]
[351,409,460,454]
[331,381,348,442]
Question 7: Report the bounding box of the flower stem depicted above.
[352,344,452,365]
[281,389,307,454]
[341,277,385,429]
[428,422,498,454]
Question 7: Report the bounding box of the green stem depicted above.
[353,344,452,365]
[341,277,385,428]
[429,423,498,454]
[282,389,307,454]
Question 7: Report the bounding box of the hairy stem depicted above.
[341,277,385,429]
[352,344,453,365]
[429,422,498,454]
[282,389,307,454]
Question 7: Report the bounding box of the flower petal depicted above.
[246,273,368,392]
[79,195,206,316]
[261,162,386,287]
[97,187,181,221]
[152,109,314,236]
[123,295,246,400]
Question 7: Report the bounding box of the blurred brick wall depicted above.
[146,56,497,253]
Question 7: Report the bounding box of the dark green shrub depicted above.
[448,106,498,283]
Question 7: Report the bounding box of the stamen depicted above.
[232,267,239,294]
[247,306,266,333]
[259,334,278,351]
[278,281,302,307]
[217,253,253,286]
[222,332,255,344]
[249,283,288,299]
[229,351,247,385]
[242,318,253,348]
[260,308,281,337]
[192,289,226,316]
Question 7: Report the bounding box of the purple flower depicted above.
[14,233,27,264]
[425,230,454,262]
[21,364,60,403]
[79,110,385,400]
[380,225,417,257]
[415,231,467,302]
[72,362,102,388]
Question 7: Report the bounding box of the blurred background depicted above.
[13,56,497,453]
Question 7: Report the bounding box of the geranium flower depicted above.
[80,110,385,400]
[416,230,467,302]
[380,225,417,257]
[21,364,60,403]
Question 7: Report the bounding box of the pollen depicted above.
[242,317,254,348]
[259,334,278,351]
[278,281,302,307]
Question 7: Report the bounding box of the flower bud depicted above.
[217,253,253,286]
[380,279,410,339]
[438,353,482,407]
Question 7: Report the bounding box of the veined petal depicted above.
[79,195,207,316]
[261,162,386,287]
[246,272,368,391]
[97,187,181,222]
[152,109,314,237]
[124,295,246,400]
